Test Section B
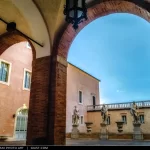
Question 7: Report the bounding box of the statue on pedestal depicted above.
[130,102,143,140]
[100,104,108,140]
[71,106,80,139]
[130,101,139,123]
[101,104,108,124]
[72,106,79,126]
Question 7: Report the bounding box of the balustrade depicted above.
[87,100,150,111]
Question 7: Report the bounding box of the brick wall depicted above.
[26,56,51,145]
[48,59,67,145]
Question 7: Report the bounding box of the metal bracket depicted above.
[0,18,44,47]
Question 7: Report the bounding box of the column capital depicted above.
[53,55,68,67]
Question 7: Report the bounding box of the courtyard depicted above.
[1,0,150,146]
[0,139,150,146]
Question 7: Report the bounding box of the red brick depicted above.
[56,1,150,58]
[27,56,51,145]
[52,0,150,145]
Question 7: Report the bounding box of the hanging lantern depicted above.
[64,0,88,30]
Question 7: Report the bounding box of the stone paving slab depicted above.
[66,139,150,146]
[1,139,150,146]
[0,141,26,146]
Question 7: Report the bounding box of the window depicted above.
[26,42,31,49]
[80,116,84,125]
[107,116,110,125]
[139,114,144,124]
[122,115,127,124]
[79,91,83,104]
[0,60,11,84]
[92,96,96,108]
[23,69,31,90]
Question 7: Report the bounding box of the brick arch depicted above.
[0,31,51,146]
[49,0,150,145]
[0,31,36,60]
[56,0,150,59]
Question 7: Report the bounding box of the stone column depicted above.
[100,123,108,140]
[133,123,143,140]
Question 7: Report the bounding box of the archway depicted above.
[0,31,35,142]
[0,31,51,145]
[14,104,28,140]
[0,31,36,58]
[50,0,150,145]
[0,0,54,145]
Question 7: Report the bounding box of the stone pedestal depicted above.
[71,124,79,139]
[100,123,108,140]
[133,123,143,140]
[85,122,93,133]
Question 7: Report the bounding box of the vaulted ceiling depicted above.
[0,0,150,58]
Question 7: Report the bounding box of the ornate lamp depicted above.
[64,0,88,30]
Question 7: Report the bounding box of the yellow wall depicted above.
[87,108,150,133]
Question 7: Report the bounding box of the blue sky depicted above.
[67,13,150,104]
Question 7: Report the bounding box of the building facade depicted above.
[0,41,32,140]
[0,47,100,140]
[87,101,150,134]
[1,42,150,139]
[66,63,100,133]
[0,0,149,145]
[1,42,150,140]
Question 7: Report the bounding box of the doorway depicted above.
[15,107,28,140]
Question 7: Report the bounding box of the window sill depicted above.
[23,88,30,91]
[0,81,9,86]
[79,103,83,105]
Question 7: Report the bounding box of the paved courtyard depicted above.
[66,139,150,146]
[1,139,150,146]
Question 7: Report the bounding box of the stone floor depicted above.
[66,139,150,146]
[1,139,150,146]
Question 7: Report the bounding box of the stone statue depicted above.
[130,101,139,123]
[101,104,108,124]
[72,106,79,126]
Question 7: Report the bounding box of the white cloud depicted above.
[116,89,125,93]
[100,98,109,104]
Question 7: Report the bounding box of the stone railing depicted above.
[87,100,150,111]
